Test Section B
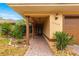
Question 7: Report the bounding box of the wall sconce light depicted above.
[55,13,59,20]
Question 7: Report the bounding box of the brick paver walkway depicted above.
[24,36,53,56]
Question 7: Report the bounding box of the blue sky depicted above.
[0,3,23,20]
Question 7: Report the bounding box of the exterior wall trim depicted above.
[43,33,56,42]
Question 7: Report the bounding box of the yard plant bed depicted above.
[0,20,28,56]
[45,37,79,56]
[0,38,28,56]
[50,32,78,56]
[50,43,78,56]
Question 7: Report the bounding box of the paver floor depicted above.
[24,36,53,56]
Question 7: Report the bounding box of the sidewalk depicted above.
[24,36,53,56]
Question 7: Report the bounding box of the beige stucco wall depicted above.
[43,17,50,38]
[43,13,63,40]
[50,13,63,39]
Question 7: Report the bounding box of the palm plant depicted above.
[54,32,74,50]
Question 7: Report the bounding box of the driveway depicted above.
[24,36,53,56]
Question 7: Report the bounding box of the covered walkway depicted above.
[24,36,53,56]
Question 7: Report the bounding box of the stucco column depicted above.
[26,16,30,45]
[49,13,63,39]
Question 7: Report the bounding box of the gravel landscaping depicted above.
[0,38,28,56]
[47,41,79,56]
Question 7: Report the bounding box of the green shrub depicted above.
[21,25,26,36]
[11,20,26,39]
[11,25,23,39]
[54,32,74,50]
[0,20,26,39]
[1,23,11,37]
[16,20,26,36]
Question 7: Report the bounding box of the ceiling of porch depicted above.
[8,3,79,16]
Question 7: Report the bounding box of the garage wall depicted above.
[63,17,79,44]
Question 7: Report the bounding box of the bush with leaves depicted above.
[54,32,74,50]
[21,25,26,36]
[16,20,26,36]
[11,20,26,39]
[11,25,23,39]
[1,23,11,37]
[0,19,26,40]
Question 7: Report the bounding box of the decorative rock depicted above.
[11,45,15,47]
[24,45,27,47]
[8,41,11,45]
[8,39,12,45]
[15,44,19,48]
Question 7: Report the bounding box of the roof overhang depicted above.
[8,3,79,16]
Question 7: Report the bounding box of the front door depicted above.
[36,23,43,36]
